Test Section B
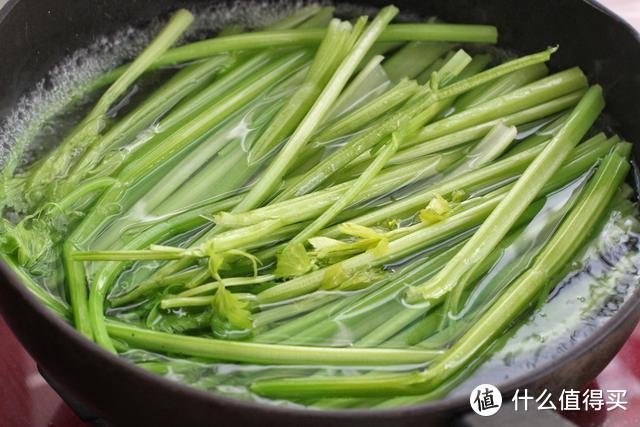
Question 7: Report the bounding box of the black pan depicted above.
[1,1,639,426]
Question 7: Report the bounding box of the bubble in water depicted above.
[0,1,324,174]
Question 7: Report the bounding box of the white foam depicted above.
[0,21,160,170]
[0,1,323,171]
[0,1,424,173]
[190,0,319,33]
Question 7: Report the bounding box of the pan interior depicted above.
[1,0,639,411]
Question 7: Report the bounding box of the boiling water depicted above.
[1,1,639,410]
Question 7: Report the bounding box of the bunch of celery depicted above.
[1,4,639,409]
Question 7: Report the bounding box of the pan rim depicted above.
[0,0,639,421]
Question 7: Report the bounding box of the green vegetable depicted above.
[1,5,637,411]
[25,10,195,207]
[249,144,630,398]
[407,85,604,304]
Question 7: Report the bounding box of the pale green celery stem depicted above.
[252,295,339,330]
[26,10,194,198]
[118,51,310,184]
[62,242,93,338]
[277,49,558,200]
[432,49,473,86]
[407,85,604,303]
[221,138,546,231]
[254,298,355,343]
[77,52,309,253]
[404,307,446,346]
[288,254,460,347]
[157,54,273,133]
[89,4,327,88]
[255,135,612,305]
[153,24,498,66]
[156,140,262,215]
[438,51,491,84]
[339,242,467,320]
[248,146,546,269]
[382,42,453,82]
[416,55,448,85]
[445,230,529,319]
[372,345,493,407]
[177,275,275,297]
[106,320,442,365]
[276,93,438,202]
[130,61,308,215]
[427,53,492,86]
[105,196,242,307]
[190,219,285,253]
[300,50,482,189]
[76,194,235,351]
[392,90,583,164]
[257,196,502,304]
[53,177,118,212]
[356,309,425,347]
[329,143,465,184]
[248,162,467,263]
[452,62,549,112]
[143,64,308,215]
[74,219,284,261]
[112,52,278,175]
[441,165,591,327]
[420,147,630,389]
[249,152,628,398]
[282,301,403,346]
[434,48,556,100]
[0,252,70,320]
[446,139,606,318]
[258,137,610,346]
[160,296,216,309]
[406,67,587,148]
[86,206,223,352]
[357,42,403,72]
[315,78,419,143]
[234,7,399,213]
[446,122,518,178]
[226,220,310,255]
[247,19,353,164]
[333,246,466,347]
[288,138,398,247]
[279,82,428,196]
[79,9,193,124]
[92,158,215,252]
[151,141,247,215]
[509,112,571,155]
[181,268,215,290]
[296,7,335,28]
[323,54,388,123]
[267,4,323,30]
[217,148,463,228]
[82,151,456,265]
[280,55,478,189]
[67,56,229,185]
[318,50,472,174]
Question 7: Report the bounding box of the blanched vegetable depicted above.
[1,4,638,410]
